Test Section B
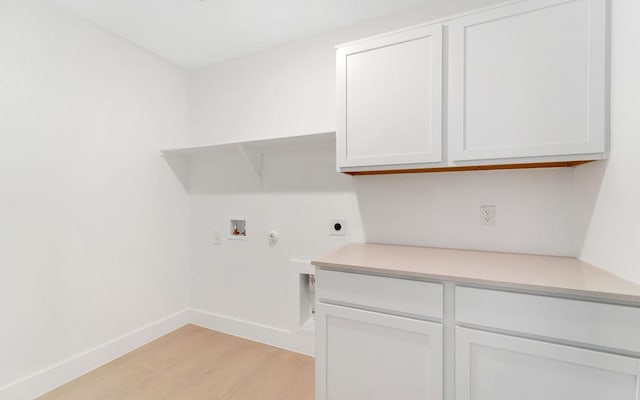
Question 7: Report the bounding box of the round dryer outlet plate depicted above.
[329,218,347,236]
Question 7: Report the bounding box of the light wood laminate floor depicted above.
[37,324,314,400]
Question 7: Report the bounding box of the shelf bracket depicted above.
[237,144,263,185]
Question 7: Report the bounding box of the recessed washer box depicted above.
[229,218,247,240]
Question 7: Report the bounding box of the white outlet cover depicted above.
[480,205,496,226]
[330,218,347,236]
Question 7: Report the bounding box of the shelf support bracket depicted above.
[237,144,263,185]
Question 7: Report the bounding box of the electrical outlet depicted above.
[330,218,347,236]
[480,205,496,226]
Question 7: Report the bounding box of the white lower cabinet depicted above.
[315,303,443,400]
[455,327,640,400]
[314,269,640,400]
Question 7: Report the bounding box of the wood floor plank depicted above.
[124,325,216,373]
[192,339,279,397]
[224,350,309,400]
[162,332,247,386]
[113,372,189,400]
[280,356,315,400]
[37,359,154,400]
[172,386,219,400]
[37,326,314,400]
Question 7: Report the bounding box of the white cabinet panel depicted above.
[337,25,443,169]
[456,286,640,353]
[317,269,443,319]
[449,0,607,162]
[456,328,640,400]
[316,303,443,400]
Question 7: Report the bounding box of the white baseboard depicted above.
[0,309,190,400]
[1,308,314,400]
[189,309,314,356]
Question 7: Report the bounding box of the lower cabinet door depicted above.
[316,303,443,400]
[456,327,640,400]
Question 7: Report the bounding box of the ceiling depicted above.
[49,0,430,69]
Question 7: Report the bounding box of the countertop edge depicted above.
[311,260,640,306]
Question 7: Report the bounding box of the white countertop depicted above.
[312,243,640,304]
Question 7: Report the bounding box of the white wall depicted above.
[577,0,640,284]
[188,146,362,353]
[188,0,503,144]
[353,168,580,255]
[0,0,190,394]
[186,0,591,351]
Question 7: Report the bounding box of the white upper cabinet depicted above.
[337,0,609,174]
[337,25,444,171]
[448,0,608,162]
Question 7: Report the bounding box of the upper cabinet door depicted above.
[337,25,443,169]
[449,0,608,162]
